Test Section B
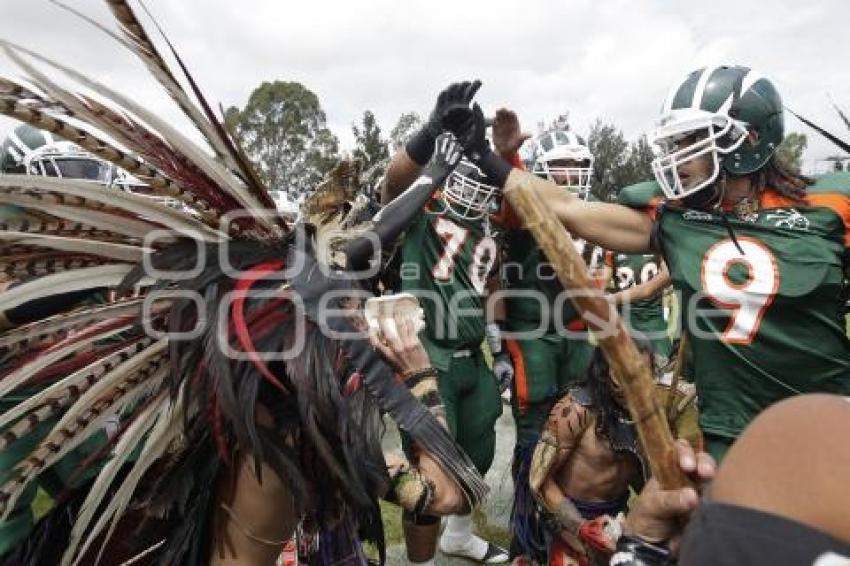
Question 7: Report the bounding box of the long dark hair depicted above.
[754,154,813,201]
[580,332,656,443]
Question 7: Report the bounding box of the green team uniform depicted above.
[399,197,502,475]
[620,175,850,461]
[502,228,598,445]
[502,202,602,562]
[607,251,673,363]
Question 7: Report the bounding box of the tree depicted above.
[586,121,657,201]
[388,112,422,151]
[587,119,630,202]
[622,135,655,186]
[224,81,339,196]
[352,110,389,171]
[775,132,807,173]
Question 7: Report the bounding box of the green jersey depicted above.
[502,194,606,332]
[400,197,499,364]
[607,251,665,323]
[621,176,850,439]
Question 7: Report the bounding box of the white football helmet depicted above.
[1,125,119,186]
[442,159,499,220]
[531,130,593,199]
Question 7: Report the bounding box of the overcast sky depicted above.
[0,0,848,172]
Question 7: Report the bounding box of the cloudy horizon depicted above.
[1,0,848,173]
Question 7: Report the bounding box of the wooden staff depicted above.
[503,170,687,489]
[666,333,689,424]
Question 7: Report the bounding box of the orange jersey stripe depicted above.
[505,338,528,414]
[761,189,850,247]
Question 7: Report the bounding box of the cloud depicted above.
[0,0,847,172]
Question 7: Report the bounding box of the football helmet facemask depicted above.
[531,130,593,199]
[442,158,500,220]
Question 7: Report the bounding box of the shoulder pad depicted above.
[617,181,664,208]
[807,172,850,197]
[569,384,594,407]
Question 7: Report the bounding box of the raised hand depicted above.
[427,80,482,138]
[492,108,532,158]
[406,80,482,166]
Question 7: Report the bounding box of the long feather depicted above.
[131,0,278,210]
[787,108,850,154]
[0,233,142,262]
[0,83,224,227]
[67,385,183,566]
[0,193,174,242]
[0,252,107,280]
[49,0,239,171]
[0,175,226,242]
[0,345,168,520]
[1,41,281,236]
[0,265,153,315]
[0,297,146,351]
[61,389,166,566]
[0,322,135,399]
[827,94,850,133]
[0,337,154,436]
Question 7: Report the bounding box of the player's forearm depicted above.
[485,278,506,323]
[507,172,653,253]
[381,149,424,204]
[613,272,670,305]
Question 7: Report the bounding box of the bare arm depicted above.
[380,149,424,205]
[529,396,591,538]
[611,261,671,305]
[504,170,654,254]
[370,312,468,515]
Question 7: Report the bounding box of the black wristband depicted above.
[477,151,513,188]
[611,535,673,565]
[405,127,437,166]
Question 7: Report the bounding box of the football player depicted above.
[498,128,603,563]
[381,83,511,564]
[464,65,850,464]
[604,249,673,367]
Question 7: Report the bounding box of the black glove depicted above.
[345,134,464,270]
[405,80,482,165]
[460,103,513,188]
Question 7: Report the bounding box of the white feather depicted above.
[1,347,168,520]
[0,337,155,433]
[0,264,155,314]
[61,389,167,566]
[0,232,143,262]
[0,322,134,400]
[68,386,183,566]
[0,176,225,241]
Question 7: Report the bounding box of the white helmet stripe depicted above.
[716,69,762,117]
[8,129,29,156]
[691,65,719,109]
[662,72,691,114]
[6,146,22,163]
[740,70,764,95]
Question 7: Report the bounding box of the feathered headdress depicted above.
[0,2,485,564]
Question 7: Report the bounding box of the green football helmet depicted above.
[650,65,784,200]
